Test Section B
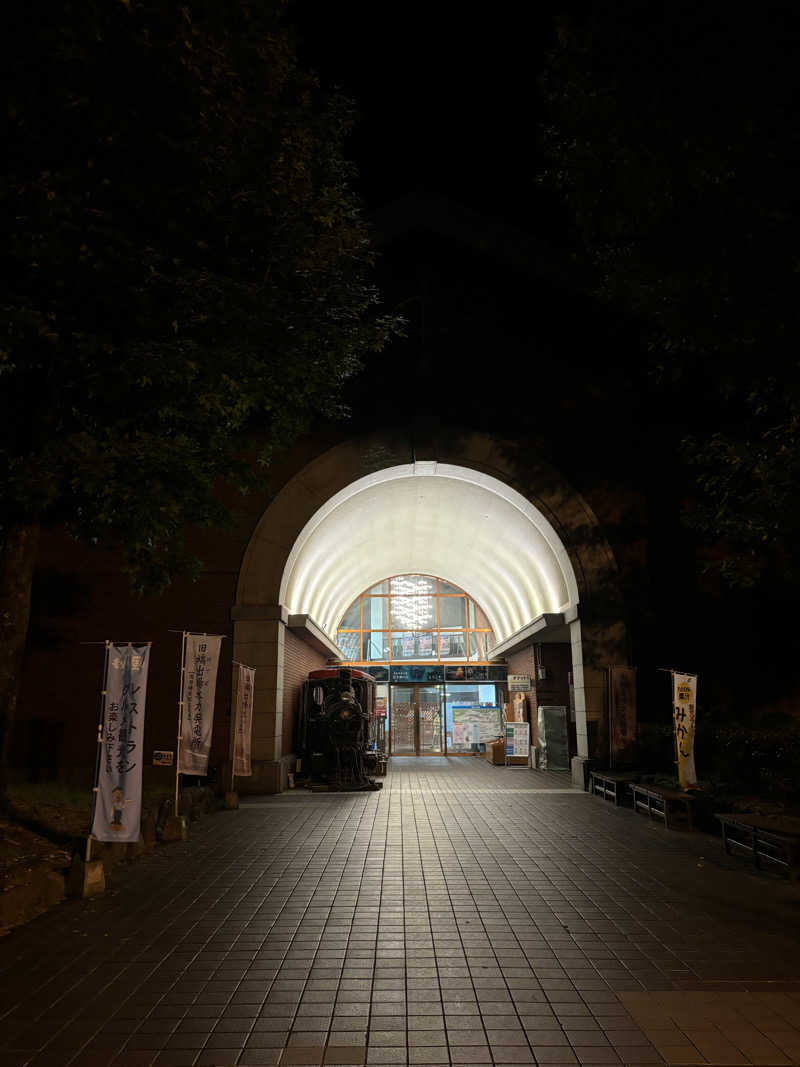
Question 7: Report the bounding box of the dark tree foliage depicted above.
[0,0,398,801]
[541,3,800,586]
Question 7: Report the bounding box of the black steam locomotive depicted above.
[297,667,384,790]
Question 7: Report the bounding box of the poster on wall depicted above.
[178,633,222,775]
[508,675,531,693]
[672,672,698,791]
[91,643,151,843]
[452,723,469,745]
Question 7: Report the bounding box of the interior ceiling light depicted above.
[280,464,579,646]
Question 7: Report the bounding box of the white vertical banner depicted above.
[92,644,151,843]
[178,633,222,775]
[233,664,255,777]
[672,672,698,791]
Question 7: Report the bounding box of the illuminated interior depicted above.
[280,462,579,648]
[335,574,494,663]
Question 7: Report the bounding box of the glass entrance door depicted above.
[418,685,443,753]
[390,686,416,754]
[390,684,444,755]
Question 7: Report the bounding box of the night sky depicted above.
[292,4,559,227]
[289,3,630,480]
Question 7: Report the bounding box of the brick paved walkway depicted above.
[2,758,800,1067]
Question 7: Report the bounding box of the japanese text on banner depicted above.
[672,672,698,791]
[92,644,150,843]
[178,634,222,775]
[233,665,255,777]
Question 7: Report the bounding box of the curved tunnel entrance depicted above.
[232,435,628,791]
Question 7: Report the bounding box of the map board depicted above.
[452,704,501,743]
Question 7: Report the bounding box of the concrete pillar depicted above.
[231,604,288,793]
[569,619,589,761]
[569,619,592,787]
[569,612,629,786]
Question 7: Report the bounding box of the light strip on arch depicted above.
[280,463,579,645]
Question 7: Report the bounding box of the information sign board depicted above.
[504,722,530,758]
[452,704,501,742]
[508,674,531,692]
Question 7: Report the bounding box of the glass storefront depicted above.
[444,683,500,753]
[385,681,503,756]
[335,574,507,756]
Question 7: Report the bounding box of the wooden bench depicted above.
[589,770,637,806]
[715,813,800,880]
[630,782,695,831]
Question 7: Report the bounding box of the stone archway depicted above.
[233,431,627,791]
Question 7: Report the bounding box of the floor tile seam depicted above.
[703,1018,799,1060]
[193,794,379,1057]
[314,788,382,1048]
[28,946,171,1050]
[116,807,336,1051]
[429,778,647,1047]
[102,828,332,963]
[427,785,517,1058]
[0,947,100,1026]
[393,781,412,1051]
[1,925,113,1015]
[423,807,694,991]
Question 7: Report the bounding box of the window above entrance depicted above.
[336,574,494,664]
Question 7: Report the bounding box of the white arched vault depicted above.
[233,432,629,791]
[279,462,580,647]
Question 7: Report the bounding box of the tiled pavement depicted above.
[2,757,800,1067]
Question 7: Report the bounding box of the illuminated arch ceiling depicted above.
[280,463,579,648]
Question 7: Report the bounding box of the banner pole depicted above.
[86,640,111,863]
[230,665,239,795]
[670,670,680,773]
[175,630,187,819]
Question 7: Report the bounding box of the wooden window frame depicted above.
[336,573,494,666]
